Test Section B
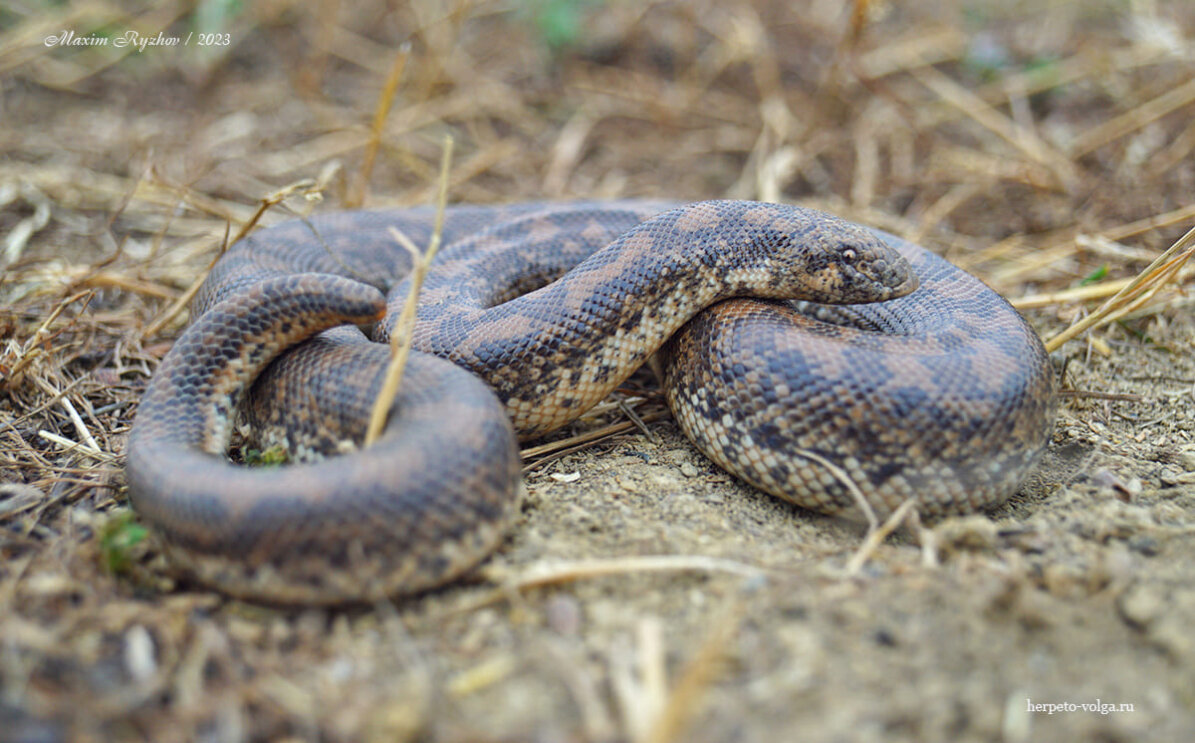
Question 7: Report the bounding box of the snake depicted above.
[125,200,1057,603]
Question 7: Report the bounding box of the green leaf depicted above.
[242,445,289,466]
[99,510,149,575]
[1080,265,1108,286]
[519,0,600,51]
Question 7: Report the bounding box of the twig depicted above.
[141,223,231,339]
[142,180,318,339]
[348,42,410,208]
[1045,222,1195,352]
[794,448,878,533]
[1069,75,1195,157]
[618,400,659,443]
[521,410,671,461]
[32,377,102,455]
[912,65,1080,191]
[641,601,743,743]
[37,430,115,463]
[844,497,920,575]
[364,135,454,445]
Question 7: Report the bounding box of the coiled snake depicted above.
[126,200,1057,603]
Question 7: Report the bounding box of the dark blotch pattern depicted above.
[660,230,1057,518]
[127,201,1056,602]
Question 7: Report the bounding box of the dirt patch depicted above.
[2,1,1194,741]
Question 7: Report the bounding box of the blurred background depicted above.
[4,0,1193,278]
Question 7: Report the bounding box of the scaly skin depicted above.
[126,200,1055,603]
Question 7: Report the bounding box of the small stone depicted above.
[545,595,581,636]
[1160,468,1183,486]
[1116,583,1167,629]
[679,462,699,478]
[123,625,157,684]
[1144,590,1195,661]
[1011,588,1056,630]
[1091,469,1139,502]
[92,368,122,386]
[1042,563,1087,599]
[1127,535,1160,556]
[934,515,998,554]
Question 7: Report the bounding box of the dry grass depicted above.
[2,1,1195,741]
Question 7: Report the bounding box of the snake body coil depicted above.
[126,200,1056,603]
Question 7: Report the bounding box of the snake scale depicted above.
[126,200,1057,603]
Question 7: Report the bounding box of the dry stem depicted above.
[1045,222,1195,352]
[363,135,454,445]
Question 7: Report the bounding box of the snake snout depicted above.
[794,235,917,305]
[855,248,919,299]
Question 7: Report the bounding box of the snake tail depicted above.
[127,273,522,603]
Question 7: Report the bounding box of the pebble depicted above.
[1116,583,1167,629]
[123,625,157,684]
[545,595,581,636]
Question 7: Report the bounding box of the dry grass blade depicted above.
[1069,75,1195,157]
[347,42,410,208]
[641,602,743,743]
[520,409,670,461]
[1012,278,1136,310]
[912,65,1080,191]
[141,222,231,339]
[1099,202,1195,243]
[844,497,919,575]
[1045,222,1195,352]
[364,135,454,445]
[794,448,877,533]
[450,555,771,617]
[140,180,319,338]
[1,181,51,267]
[497,555,768,592]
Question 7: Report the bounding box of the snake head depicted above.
[786,216,919,305]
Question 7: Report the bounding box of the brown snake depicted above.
[126,200,1057,603]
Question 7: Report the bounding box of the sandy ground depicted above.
[2,1,1194,741]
